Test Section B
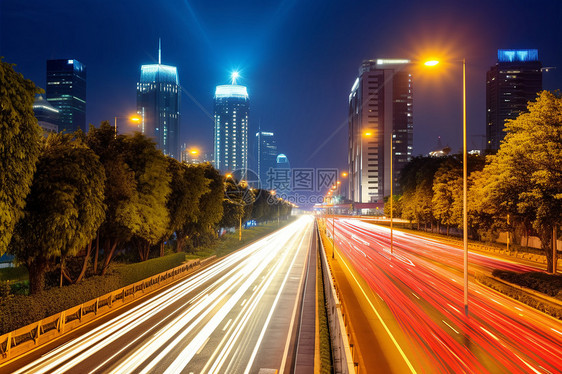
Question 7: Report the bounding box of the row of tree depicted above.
[0,59,293,294]
[388,91,561,272]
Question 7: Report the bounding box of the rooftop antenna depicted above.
[158,38,161,64]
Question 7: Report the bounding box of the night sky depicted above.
[1,0,561,173]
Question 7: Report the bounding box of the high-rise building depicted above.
[213,77,249,175]
[348,59,413,203]
[137,42,180,159]
[46,59,86,133]
[33,95,59,136]
[256,131,277,186]
[486,49,542,152]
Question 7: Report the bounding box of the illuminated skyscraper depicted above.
[137,41,180,159]
[33,95,59,136]
[256,131,277,186]
[213,75,249,175]
[348,59,413,204]
[486,49,542,152]
[46,59,86,133]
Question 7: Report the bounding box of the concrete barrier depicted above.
[0,255,216,364]
[317,225,356,374]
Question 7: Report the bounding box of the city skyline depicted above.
[1,0,561,173]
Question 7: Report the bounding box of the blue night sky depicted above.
[1,0,561,172]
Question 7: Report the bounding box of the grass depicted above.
[317,247,333,373]
[188,217,296,260]
[492,270,562,299]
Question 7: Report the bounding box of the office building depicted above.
[46,59,86,133]
[33,95,59,136]
[486,49,542,151]
[348,59,413,203]
[137,42,180,159]
[213,77,249,175]
[256,131,277,186]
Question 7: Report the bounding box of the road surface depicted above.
[326,217,562,374]
[4,215,315,374]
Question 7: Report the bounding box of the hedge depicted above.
[0,252,186,334]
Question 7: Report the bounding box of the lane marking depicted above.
[337,248,417,374]
[223,319,232,332]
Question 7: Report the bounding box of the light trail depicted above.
[9,216,314,374]
[327,218,562,373]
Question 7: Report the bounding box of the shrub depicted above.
[115,252,186,286]
[492,270,562,299]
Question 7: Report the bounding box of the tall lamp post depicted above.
[424,58,469,316]
[114,114,140,138]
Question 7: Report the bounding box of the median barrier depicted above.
[475,271,562,319]
[0,255,216,364]
[316,224,356,374]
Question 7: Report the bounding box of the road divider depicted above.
[0,256,216,365]
[316,225,356,373]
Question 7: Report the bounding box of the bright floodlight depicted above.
[424,60,440,67]
[231,71,240,84]
[130,115,141,122]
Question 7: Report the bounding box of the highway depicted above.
[326,217,562,374]
[4,215,315,374]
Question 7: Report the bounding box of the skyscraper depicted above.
[46,59,86,133]
[33,95,59,136]
[256,131,277,186]
[486,49,542,152]
[213,74,249,175]
[348,59,413,204]
[137,42,180,159]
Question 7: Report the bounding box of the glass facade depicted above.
[137,63,180,160]
[486,49,542,152]
[256,131,277,187]
[46,59,86,133]
[348,59,413,203]
[213,84,249,175]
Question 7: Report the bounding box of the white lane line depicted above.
[241,299,247,307]
[222,319,232,332]
[442,320,459,334]
[252,285,257,292]
[247,223,312,374]
[196,337,210,355]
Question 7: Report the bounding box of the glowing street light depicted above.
[341,172,348,178]
[422,57,469,316]
[424,60,440,67]
[114,114,141,137]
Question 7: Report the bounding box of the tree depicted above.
[165,159,209,254]
[0,59,42,256]
[9,133,106,293]
[478,91,562,272]
[122,133,171,261]
[84,122,138,274]
[183,163,224,247]
[432,157,463,235]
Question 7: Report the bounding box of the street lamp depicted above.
[114,114,140,137]
[424,58,469,316]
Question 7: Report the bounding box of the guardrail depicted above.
[0,255,216,364]
[316,224,356,373]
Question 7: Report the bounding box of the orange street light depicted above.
[190,149,199,156]
[115,114,141,137]
[225,173,232,179]
[363,130,374,137]
[341,172,348,178]
[337,181,341,185]
[424,60,440,67]
[130,115,141,122]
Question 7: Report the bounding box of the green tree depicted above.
[84,122,138,274]
[478,91,562,272]
[9,133,106,293]
[432,157,462,235]
[122,133,171,261]
[0,59,42,255]
[165,159,209,253]
[183,163,224,247]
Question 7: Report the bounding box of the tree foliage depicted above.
[9,133,106,293]
[473,91,562,272]
[0,59,42,256]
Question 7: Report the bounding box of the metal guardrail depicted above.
[317,224,356,374]
[0,255,216,364]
